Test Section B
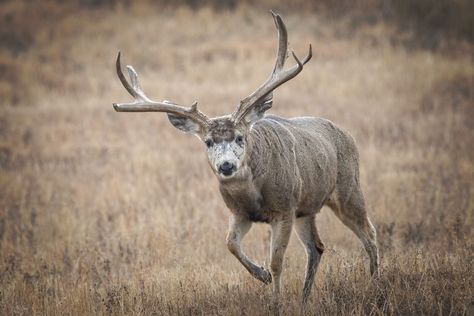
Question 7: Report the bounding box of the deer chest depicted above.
[219,181,291,223]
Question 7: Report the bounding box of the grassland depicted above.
[0,1,473,315]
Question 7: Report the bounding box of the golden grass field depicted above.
[0,1,473,315]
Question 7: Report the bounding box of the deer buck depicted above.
[113,11,379,305]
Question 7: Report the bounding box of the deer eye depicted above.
[205,139,213,148]
[235,135,244,145]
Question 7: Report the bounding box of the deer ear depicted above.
[167,113,204,136]
[242,98,273,126]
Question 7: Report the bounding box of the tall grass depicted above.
[0,1,473,315]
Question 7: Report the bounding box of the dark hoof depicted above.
[254,266,272,284]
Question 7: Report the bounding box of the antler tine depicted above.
[232,12,312,124]
[302,43,312,65]
[116,52,138,98]
[113,52,210,127]
[271,10,288,73]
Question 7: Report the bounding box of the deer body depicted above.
[219,115,344,223]
[113,11,379,307]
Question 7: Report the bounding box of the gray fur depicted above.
[219,115,341,221]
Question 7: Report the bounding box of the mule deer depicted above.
[113,11,379,304]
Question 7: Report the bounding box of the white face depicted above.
[204,133,246,179]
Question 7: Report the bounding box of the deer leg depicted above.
[226,215,272,284]
[329,189,379,276]
[269,215,293,297]
[294,215,324,304]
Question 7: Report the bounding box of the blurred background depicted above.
[0,0,473,315]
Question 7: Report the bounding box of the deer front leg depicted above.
[269,215,293,297]
[226,215,272,284]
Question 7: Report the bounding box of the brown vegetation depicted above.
[0,1,473,315]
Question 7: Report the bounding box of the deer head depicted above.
[113,11,311,180]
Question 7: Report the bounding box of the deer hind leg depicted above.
[294,214,324,304]
[226,215,272,284]
[328,188,379,275]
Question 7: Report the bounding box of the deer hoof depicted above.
[255,266,272,284]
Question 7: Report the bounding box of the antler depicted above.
[113,52,211,127]
[232,11,312,123]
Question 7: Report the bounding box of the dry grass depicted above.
[0,1,473,315]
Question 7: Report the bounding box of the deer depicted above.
[113,11,379,306]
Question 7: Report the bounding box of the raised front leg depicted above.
[226,215,272,284]
[269,215,293,297]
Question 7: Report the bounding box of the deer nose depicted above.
[218,161,236,175]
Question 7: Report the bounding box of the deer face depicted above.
[166,112,264,180]
[166,114,258,181]
[203,118,247,179]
